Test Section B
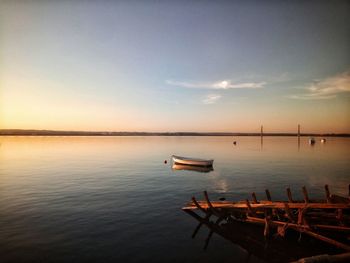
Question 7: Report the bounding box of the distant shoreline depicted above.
[1,129,349,137]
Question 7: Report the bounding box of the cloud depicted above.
[202,94,221,104]
[166,79,265,89]
[288,71,350,100]
[287,94,337,100]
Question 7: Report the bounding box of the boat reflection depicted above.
[172,164,214,173]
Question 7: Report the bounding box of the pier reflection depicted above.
[184,209,340,263]
[172,164,213,173]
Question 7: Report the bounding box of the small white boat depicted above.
[172,155,214,167]
[321,138,326,143]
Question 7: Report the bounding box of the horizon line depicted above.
[0,129,349,137]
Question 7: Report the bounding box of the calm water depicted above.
[0,136,349,262]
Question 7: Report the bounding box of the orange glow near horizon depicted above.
[1,76,350,134]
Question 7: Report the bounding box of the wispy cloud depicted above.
[166,79,265,89]
[288,71,350,100]
[202,94,221,104]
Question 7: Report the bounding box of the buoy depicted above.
[309,137,315,145]
[164,160,167,164]
[233,141,237,145]
[321,138,326,143]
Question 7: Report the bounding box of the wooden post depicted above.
[284,202,295,223]
[287,188,293,202]
[325,185,331,203]
[265,189,272,201]
[245,199,256,216]
[203,191,221,217]
[192,197,209,214]
[252,192,258,204]
[302,186,310,203]
[264,215,271,238]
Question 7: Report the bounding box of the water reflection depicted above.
[172,164,213,173]
[1,136,349,262]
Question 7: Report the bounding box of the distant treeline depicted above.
[1,129,349,137]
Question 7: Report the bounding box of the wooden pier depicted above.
[182,185,350,262]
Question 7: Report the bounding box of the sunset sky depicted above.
[1,1,349,133]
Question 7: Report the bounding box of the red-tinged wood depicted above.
[182,201,350,210]
[297,207,308,226]
[191,196,208,214]
[245,216,350,232]
[284,202,295,223]
[264,215,271,238]
[245,199,256,217]
[203,191,221,217]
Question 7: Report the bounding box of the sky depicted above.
[1,0,349,133]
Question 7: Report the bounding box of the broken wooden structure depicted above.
[182,185,350,261]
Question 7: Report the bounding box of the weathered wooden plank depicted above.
[182,201,350,210]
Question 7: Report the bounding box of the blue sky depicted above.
[1,1,349,132]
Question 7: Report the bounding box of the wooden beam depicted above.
[182,201,350,210]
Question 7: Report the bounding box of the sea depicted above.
[0,136,349,262]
